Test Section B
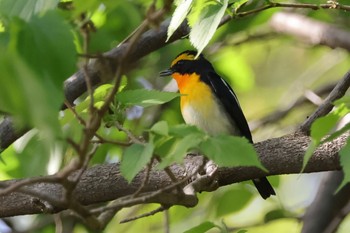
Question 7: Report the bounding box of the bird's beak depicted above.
[159,68,173,77]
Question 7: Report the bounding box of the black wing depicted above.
[201,71,253,143]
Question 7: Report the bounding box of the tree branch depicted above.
[270,12,350,52]
[299,70,350,134]
[0,132,346,218]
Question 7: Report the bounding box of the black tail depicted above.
[252,177,276,199]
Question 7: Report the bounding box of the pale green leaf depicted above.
[311,104,349,142]
[187,0,208,27]
[323,123,350,144]
[76,84,114,112]
[199,135,264,169]
[302,139,316,169]
[311,114,340,142]
[304,104,350,169]
[116,89,180,107]
[189,0,228,55]
[336,137,350,192]
[0,0,59,23]
[184,221,218,233]
[150,121,169,136]
[121,142,154,183]
[166,0,193,42]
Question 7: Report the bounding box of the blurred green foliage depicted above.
[0,0,350,232]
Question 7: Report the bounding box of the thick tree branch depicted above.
[0,132,346,218]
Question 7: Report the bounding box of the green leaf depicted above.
[0,52,61,140]
[166,0,193,42]
[303,139,316,169]
[116,89,181,107]
[10,11,76,91]
[76,84,114,112]
[0,0,59,23]
[334,95,350,108]
[199,135,264,169]
[336,137,350,192]
[157,133,203,169]
[184,221,218,233]
[0,11,76,141]
[189,0,228,55]
[0,131,53,178]
[169,124,204,137]
[216,188,253,217]
[150,121,169,136]
[232,0,249,13]
[311,103,349,142]
[310,114,339,142]
[304,103,349,169]
[323,123,350,144]
[264,209,292,223]
[120,142,154,183]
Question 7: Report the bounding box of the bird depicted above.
[159,50,275,199]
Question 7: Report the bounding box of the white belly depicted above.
[181,99,238,136]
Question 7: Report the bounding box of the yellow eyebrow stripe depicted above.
[171,53,196,67]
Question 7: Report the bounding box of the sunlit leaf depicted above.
[116,89,180,107]
[304,103,349,169]
[0,0,59,23]
[189,0,228,55]
[166,0,193,42]
[184,221,218,233]
[336,137,350,192]
[199,135,264,169]
[76,84,114,112]
[120,142,154,182]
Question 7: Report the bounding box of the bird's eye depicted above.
[176,60,184,66]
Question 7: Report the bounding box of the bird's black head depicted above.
[159,50,213,76]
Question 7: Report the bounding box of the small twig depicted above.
[64,100,86,126]
[82,65,95,113]
[120,205,168,224]
[220,2,350,27]
[250,83,336,131]
[299,70,350,134]
[164,208,170,233]
[92,133,131,146]
[91,163,203,215]
[54,214,63,233]
[132,158,155,197]
[115,121,145,144]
